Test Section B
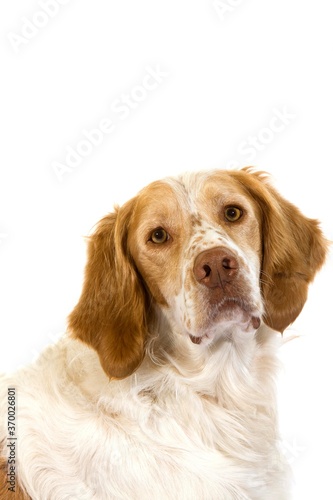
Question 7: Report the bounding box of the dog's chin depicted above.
[188,301,261,345]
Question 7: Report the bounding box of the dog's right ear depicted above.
[68,198,149,379]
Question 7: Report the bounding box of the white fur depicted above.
[0,327,290,499]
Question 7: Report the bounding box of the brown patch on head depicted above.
[128,180,190,304]
[199,171,263,258]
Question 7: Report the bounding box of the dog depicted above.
[0,168,327,499]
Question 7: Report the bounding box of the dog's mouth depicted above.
[188,298,261,345]
[189,334,207,345]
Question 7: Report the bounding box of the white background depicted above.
[0,1,332,498]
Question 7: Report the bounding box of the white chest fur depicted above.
[1,330,290,500]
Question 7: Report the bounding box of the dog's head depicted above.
[68,169,327,378]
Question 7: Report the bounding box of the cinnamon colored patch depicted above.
[0,456,30,500]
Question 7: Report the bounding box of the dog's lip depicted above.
[215,297,261,322]
[188,299,261,344]
[217,296,255,314]
[251,316,261,329]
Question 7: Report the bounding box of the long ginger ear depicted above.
[68,198,149,379]
[232,168,328,332]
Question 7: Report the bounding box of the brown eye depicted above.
[150,228,169,244]
[224,206,243,222]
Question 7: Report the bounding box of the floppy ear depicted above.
[234,168,328,332]
[68,198,149,379]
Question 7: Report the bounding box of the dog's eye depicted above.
[150,228,169,244]
[224,206,243,222]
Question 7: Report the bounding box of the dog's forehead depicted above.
[171,170,247,204]
[138,170,247,215]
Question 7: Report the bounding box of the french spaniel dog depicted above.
[0,169,327,499]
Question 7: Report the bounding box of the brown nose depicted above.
[193,247,239,288]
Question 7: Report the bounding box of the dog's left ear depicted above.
[68,198,149,379]
[233,169,328,332]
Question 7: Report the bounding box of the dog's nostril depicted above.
[222,258,232,270]
[203,264,211,277]
[222,257,238,270]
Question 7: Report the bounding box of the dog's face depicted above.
[69,169,327,378]
[129,171,263,345]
